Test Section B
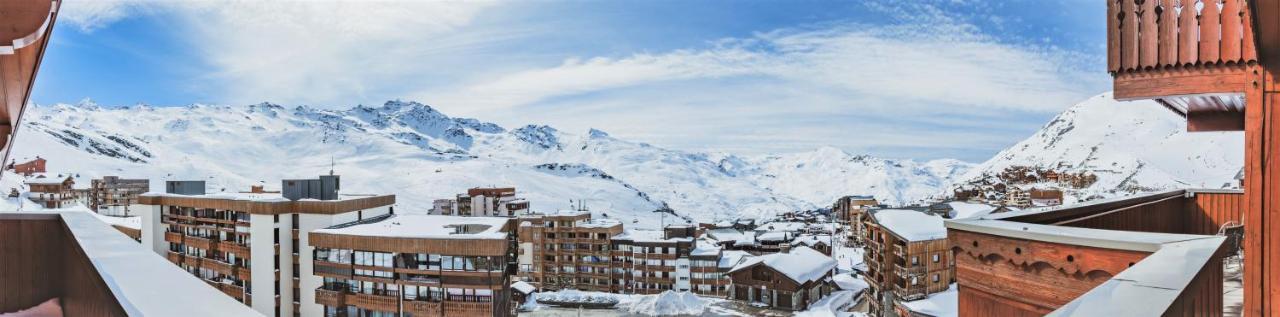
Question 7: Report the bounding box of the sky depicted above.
[35,0,1109,162]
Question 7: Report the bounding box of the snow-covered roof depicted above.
[614,229,690,243]
[578,218,622,228]
[24,177,69,185]
[757,231,791,242]
[792,234,831,247]
[706,228,746,242]
[139,191,378,203]
[728,246,835,285]
[899,284,957,317]
[756,221,806,232]
[833,274,869,292]
[873,209,946,242]
[947,201,996,219]
[313,214,509,240]
[511,281,536,295]
[691,240,721,256]
[718,250,752,269]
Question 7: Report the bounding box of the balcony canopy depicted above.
[0,0,58,165]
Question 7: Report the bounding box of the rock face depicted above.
[954,92,1244,204]
[14,100,969,228]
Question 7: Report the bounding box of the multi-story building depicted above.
[1004,187,1030,207]
[310,214,518,317]
[89,176,150,216]
[431,187,530,217]
[25,176,76,208]
[611,228,696,295]
[8,156,45,176]
[137,175,397,317]
[832,195,877,229]
[516,210,623,292]
[726,245,836,310]
[861,209,953,317]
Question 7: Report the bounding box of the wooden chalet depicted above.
[9,156,45,176]
[25,176,74,208]
[726,246,836,311]
[945,1,1280,316]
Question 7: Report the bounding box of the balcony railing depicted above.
[946,189,1236,316]
[1108,0,1255,75]
[0,212,261,316]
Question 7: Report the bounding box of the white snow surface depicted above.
[899,284,958,317]
[312,214,509,239]
[872,209,947,241]
[729,246,835,284]
[947,202,996,219]
[958,92,1243,203]
[11,101,971,230]
[794,290,858,317]
[833,274,869,293]
[617,291,707,316]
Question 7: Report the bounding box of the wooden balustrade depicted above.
[1109,0,1256,74]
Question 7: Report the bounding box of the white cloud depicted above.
[58,0,151,32]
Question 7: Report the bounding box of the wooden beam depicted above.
[1187,108,1246,131]
[1113,65,1249,100]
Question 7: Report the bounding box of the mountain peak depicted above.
[587,128,610,139]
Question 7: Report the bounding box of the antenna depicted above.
[329,156,335,176]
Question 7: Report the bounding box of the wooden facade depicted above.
[725,248,834,311]
[862,211,954,316]
[8,156,44,176]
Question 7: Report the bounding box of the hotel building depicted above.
[138,176,397,317]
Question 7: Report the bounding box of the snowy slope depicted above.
[957,92,1243,203]
[12,99,967,228]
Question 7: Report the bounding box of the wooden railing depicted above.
[1108,0,1256,74]
[949,188,1235,316]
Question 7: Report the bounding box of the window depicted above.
[932,274,940,283]
[932,254,940,263]
[911,256,919,265]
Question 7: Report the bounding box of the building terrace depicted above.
[947,189,1241,316]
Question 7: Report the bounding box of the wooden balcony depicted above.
[314,288,346,307]
[0,212,260,316]
[348,292,399,312]
[1108,0,1256,99]
[946,189,1235,316]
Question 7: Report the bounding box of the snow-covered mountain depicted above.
[956,92,1244,203]
[11,99,968,229]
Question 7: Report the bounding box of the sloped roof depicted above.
[728,246,835,285]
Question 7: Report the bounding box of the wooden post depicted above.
[1245,64,1277,317]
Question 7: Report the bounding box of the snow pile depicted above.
[617,291,707,316]
[947,201,996,219]
[793,290,857,317]
[872,209,946,241]
[899,284,958,317]
[534,290,622,305]
[729,246,835,284]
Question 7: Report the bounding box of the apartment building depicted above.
[861,209,953,317]
[310,214,518,317]
[516,210,623,292]
[90,176,150,216]
[25,176,76,208]
[138,176,397,317]
[610,228,696,295]
[831,195,877,229]
[430,187,530,217]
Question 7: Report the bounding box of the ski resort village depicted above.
[2,1,1279,317]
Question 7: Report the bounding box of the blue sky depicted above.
[38,0,1108,162]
